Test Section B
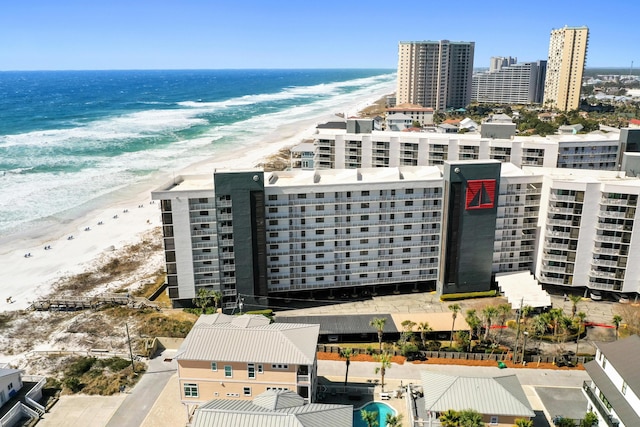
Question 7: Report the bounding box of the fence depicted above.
[317,344,594,366]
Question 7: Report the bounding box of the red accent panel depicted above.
[465,179,496,210]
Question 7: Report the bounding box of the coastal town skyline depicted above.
[1,0,638,71]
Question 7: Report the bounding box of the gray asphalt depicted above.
[105,351,177,427]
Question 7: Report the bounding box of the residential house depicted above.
[290,142,315,170]
[0,369,22,407]
[176,314,320,413]
[0,368,45,427]
[420,371,535,426]
[386,113,414,131]
[190,389,353,427]
[558,124,584,135]
[583,335,640,427]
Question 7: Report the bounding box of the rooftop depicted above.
[176,314,319,365]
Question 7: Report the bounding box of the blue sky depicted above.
[1,0,638,70]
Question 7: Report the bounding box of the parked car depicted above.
[589,290,602,301]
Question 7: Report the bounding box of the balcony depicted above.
[582,382,620,427]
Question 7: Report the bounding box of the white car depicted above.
[589,290,603,301]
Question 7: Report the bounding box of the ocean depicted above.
[0,69,396,236]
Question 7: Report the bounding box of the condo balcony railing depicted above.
[582,382,620,427]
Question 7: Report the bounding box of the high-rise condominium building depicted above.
[397,40,475,110]
[472,60,547,105]
[489,56,517,72]
[543,26,589,111]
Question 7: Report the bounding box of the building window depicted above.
[184,383,198,398]
[490,416,498,425]
[248,363,255,379]
[211,362,217,371]
[224,365,233,378]
[257,364,263,374]
[622,381,628,395]
[243,387,252,396]
[271,364,289,370]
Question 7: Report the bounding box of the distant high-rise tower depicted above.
[489,56,517,72]
[397,40,475,110]
[543,26,589,111]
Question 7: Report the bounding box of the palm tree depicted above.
[370,317,387,353]
[374,352,392,391]
[458,409,485,426]
[497,303,512,342]
[417,321,432,348]
[193,288,212,312]
[568,294,582,318]
[340,347,352,386]
[575,311,587,354]
[400,319,416,345]
[613,314,623,340]
[211,290,223,312]
[482,305,498,341]
[439,409,460,427]
[465,309,482,339]
[515,419,534,427]
[532,314,549,354]
[360,409,379,427]
[448,303,461,349]
[385,413,403,427]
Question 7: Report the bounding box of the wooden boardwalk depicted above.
[30,292,158,311]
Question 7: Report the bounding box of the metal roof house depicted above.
[583,335,640,427]
[419,371,535,426]
[176,314,320,414]
[190,389,352,427]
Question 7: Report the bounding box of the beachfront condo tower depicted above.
[397,40,475,111]
[543,26,589,112]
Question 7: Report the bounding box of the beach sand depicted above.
[0,87,393,312]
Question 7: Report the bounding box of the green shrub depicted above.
[440,290,497,301]
[98,357,132,372]
[400,343,419,356]
[63,376,83,393]
[65,357,97,376]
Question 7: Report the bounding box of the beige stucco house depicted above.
[176,314,320,412]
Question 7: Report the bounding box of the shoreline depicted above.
[0,87,394,312]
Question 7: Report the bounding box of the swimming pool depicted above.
[353,401,397,427]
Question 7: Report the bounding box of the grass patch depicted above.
[61,356,145,395]
[440,290,497,301]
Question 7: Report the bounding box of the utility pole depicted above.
[513,297,523,364]
[126,323,136,374]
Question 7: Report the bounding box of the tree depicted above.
[532,314,549,353]
[400,319,417,345]
[417,321,432,348]
[370,317,387,352]
[465,309,482,340]
[360,409,379,427]
[553,416,576,427]
[482,306,498,341]
[580,411,598,427]
[340,347,352,386]
[613,314,623,340]
[211,290,223,312]
[385,413,404,427]
[193,288,212,312]
[515,419,534,427]
[439,409,460,427]
[459,409,485,426]
[568,294,582,318]
[448,303,461,349]
[575,311,587,354]
[497,303,512,342]
[374,352,392,391]
[454,330,471,352]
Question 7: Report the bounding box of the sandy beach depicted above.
[0,87,393,313]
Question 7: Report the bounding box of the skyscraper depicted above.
[397,40,475,110]
[489,56,517,72]
[543,26,589,111]
[472,60,547,105]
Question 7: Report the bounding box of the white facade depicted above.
[153,164,640,305]
[472,61,546,105]
[312,128,622,170]
[535,169,640,293]
[583,337,640,427]
[264,168,444,293]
